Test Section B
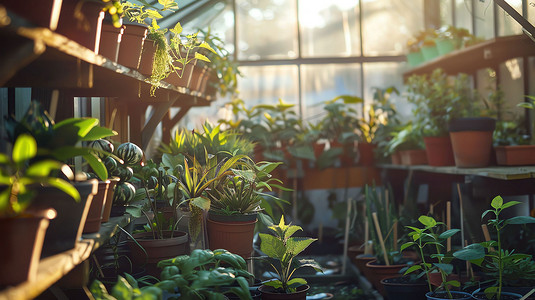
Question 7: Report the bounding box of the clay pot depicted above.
[99,21,124,62]
[0,210,52,285]
[165,63,194,89]
[357,142,376,166]
[400,149,428,165]
[138,38,157,76]
[56,0,105,53]
[206,213,257,259]
[117,23,147,69]
[449,117,496,168]
[424,136,455,166]
[391,151,402,165]
[83,180,110,233]
[101,177,119,223]
[258,284,309,300]
[365,260,408,296]
[495,145,535,166]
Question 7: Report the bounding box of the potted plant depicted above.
[407,69,476,166]
[4,101,117,257]
[493,120,534,166]
[0,134,79,285]
[401,215,469,300]
[387,122,427,165]
[257,216,322,299]
[454,196,535,300]
[206,158,288,259]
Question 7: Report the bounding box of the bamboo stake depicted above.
[430,204,434,215]
[447,201,452,252]
[393,221,398,251]
[457,184,465,256]
[519,288,535,300]
[364,208,372,254]
[372,212,390,266]
[342,198,352,275]
[481,224,495,252]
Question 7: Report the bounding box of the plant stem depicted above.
[497,221,502,300]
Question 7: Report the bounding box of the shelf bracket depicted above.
[141,95,179,151]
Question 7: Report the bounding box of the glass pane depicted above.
[455,0,473,33]
[497,0,523,36]
[299,1,361,57]
[474,0,495,38]
[363,63,408,118]
[529,0,535,29]
[236,0,298,60]
[361,0,424,56]
[440,0,454,26]
[301,64,362,122]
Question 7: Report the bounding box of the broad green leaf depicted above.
[259,233,286,260]
[0,153,9,164]
[54,118,98,140]
[26,160,62,177]
[159,0,178,10]
[491,195,503,209]
[262,279,282,289]
[198,41,216,54]
[506,216,535,225]
[111,276,134,299]
[190,196,210,210]
[12,134,37,164]
[444,280,460,287]
[84,153,108,181]
[287,277,307,288]
[433,263,453,274]
[400,241,416,252]
[500,200,521,210]
[453,243,485,261]
[82,126,117,141]
[403,265,422,275]
[194,52,210,63]
[418,215,436,228]
[438,229,460,240]
[286,237,316,256]
[330,95,363,104]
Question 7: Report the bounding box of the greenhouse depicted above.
[1,0,535,299]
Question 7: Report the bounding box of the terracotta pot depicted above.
[0,211,51,285]
[165,63,194,89]
[138,39,157,76]
[32,179,98,258]
[354,254,376,279]
[101,177,119,223]
[424,136,455,166]
[258,284,309,300]
[495,145,535,166]
[83,180,110,233]
[381,276,428,300]
[347,244,364,265]
[99,21,124,62]
[400,149,428,165]
[357,142,376,166]
[391,151,402,165]
[117,23,147,69]
[207,214,257,259]
[56,0,105,53]
[129,231,189,277]
[365,260,408,296]
[330,141,356,166]
[2,0,64,30]
[449,117,496,168]
[428,272,459,288]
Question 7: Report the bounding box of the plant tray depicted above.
[495,145,535,166]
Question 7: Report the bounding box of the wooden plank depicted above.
[378,164,535,180]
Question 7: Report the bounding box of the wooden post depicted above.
[372,212,390,266]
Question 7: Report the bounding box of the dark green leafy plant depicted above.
[0,134,80,217]
[402,215,460,298]
[454,196,535,300]
[259,216,322,293]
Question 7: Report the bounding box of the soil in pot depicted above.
[258,284,309,300]
[425,291,472,299]
[381,276,428,300]
[471,292,523,300]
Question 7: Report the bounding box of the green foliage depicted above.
[4,101,117,181]
[258,216,322,293]
[453,196,535,300]
[385,122,424,153]
[0,134,80,217]
[401,215,460,297]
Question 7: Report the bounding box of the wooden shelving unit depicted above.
[403,34,535,79]
[0,214,134,300]
[379,164,535,180]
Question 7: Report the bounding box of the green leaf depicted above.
[12,134,37,164]
[82,126,117,141]
[506,216,535,225]
[500,200,521,210]
[491,195,503,209]
[433,263,453,274]
[453,243,485,261]
[110,276,133,299]
[190,196,210,210]
[0,153,9,164]
[198,41,216,54]
[26,160,62,177]
[286,237,317,257]
[54,118,98,139]
[444,280,460,287]
[194,52,211,63]
[400,241,416,252]
[263,279,282,289]
[403,265,422,275]
[287,277,307,288]
[84,153,108,181]
[418,215,436,228]
[438,229,460,240]
[259,233,286,261]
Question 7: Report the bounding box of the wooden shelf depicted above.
[0,214,134,300]
[403,34,535,79]
[379,164,535,180]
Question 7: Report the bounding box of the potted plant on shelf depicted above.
[257,216,322,299]
[493,120,534,166]
[4,101,117,257]
[206,157,288,259]
[406,69,477,166]
[454,196,535,300]
[0,134,79,285]
[401,215,469,300]
[387,122,427,165]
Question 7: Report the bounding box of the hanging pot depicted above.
[424,136,455,166]
[449,117,496,168]
[258,284,309,300]
[32,179,98,257]
[0,210,53,285]
[206,212,257,259]
[83,179,110,233]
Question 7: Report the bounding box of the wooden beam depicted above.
[141,96,180,151]
[161,106,192,145]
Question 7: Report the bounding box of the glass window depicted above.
[299,1,360,57]
[455,0,473,33]
[238,65,299,108]
[361,0,424,56]
[474,0,495,38]
[440,0,454,26]
[497,0,523,36]
[363,62,409,118]
[301,63,362,122]
[236,0,298,60]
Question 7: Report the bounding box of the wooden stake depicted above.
[457,184,465,255]
[364,213,372,254]
[49,89,59,120]
[372,212,390,266]
[447,201,451,252]
[430,204,434,215]
[519,288,535,300]
[393,221,398,251]
[481,224,495,252]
